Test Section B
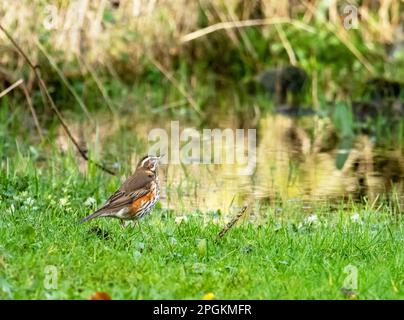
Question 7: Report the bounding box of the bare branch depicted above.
[0,24,116,176]
[21,83,45,142]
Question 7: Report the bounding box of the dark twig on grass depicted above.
[218,205,248,238]
[0,24,116,176]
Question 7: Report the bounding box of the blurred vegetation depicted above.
[1,152,404,299]
[0,0,403,173]
[1,0,403,122]
[1,2,404,299]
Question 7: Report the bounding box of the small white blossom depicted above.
[305,214,319,224]
[351,213,361,223]
[84,197,96,207]
[59,197,69,207]
[25,197,35,207]
[174,216,188,224]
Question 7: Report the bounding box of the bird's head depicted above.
[136,155,161,174]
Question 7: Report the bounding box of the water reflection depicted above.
[56,112,404,214]
[256,114,403,205]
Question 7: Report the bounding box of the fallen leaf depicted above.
[90,291,112,300]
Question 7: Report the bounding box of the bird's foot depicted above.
[120,219,126,228]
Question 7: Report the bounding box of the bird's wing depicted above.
[92,170,154,215]
[80,187,151,222]
[99,187,151,213]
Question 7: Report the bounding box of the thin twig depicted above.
[181,18,316,42]
[78,56,117,116]
[312,68,319,110]
[223,2,257,60]
[21,83,44,142]
[0,78,23,98]
[218,205,248,238]
[300,0,376,75]
[149,57,203,117]
[275,24,297,66]
[36,40,92,120]
[0,24,116,176]
[0,67,43,141]
[155,99,188,112]
[38,75,116,175]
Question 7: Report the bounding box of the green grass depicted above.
[1,154,404,300]
[1,0,403,300]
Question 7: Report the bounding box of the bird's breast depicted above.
[129,180,160,215]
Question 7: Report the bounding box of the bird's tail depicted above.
[80,209,106,223]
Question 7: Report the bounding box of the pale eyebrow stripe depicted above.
[141,157,150,167]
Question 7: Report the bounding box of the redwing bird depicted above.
[81,155,161,225]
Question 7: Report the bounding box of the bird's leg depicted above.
[134,220,145,238]
[120,219,125,228]
[133,220,140,230]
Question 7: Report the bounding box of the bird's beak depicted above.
[151,155,163,167]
